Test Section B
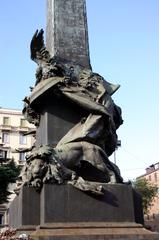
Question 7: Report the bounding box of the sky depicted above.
[0,0,159,181]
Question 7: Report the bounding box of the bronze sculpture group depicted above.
[18,29,123,195]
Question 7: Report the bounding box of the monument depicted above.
[9,0,159,239]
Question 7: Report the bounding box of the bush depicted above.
[133,178,158,215]
[0,160,20,204]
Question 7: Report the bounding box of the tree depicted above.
[133,178,158,215]
[0,159,20,204]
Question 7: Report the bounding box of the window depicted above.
[154,164,159,170]
[19,133,27,145]
[19,152,25,161]
[2,132,10,143]
[20,119,27,127]
[0,214,3,224]
[148,175,151,181]
[0,150,7,159]
[3,117,10,125]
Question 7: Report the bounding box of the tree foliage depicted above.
[0,160,20,204]
[133,178,158,215]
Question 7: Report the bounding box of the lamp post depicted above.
[114,140,121,164]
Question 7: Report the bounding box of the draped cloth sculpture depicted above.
[19,30,123,195]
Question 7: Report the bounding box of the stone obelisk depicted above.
[46,0,91,69]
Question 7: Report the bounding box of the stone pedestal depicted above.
[9,184,159,239]
[10,184,142,227]
[9,186,40,228]
[29,78,87,147]
[35,94,86,146]
[31,222,159,240]
[41,184,138,224]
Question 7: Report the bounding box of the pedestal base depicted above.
[9,184,159,239]
[40,183,140,224]
[31,222,159,240]
[9,183,143,227]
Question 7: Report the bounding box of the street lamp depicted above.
[114,140,121,164]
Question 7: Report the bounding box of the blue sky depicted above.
[0,0,159,181]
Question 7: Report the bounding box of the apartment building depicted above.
[0,108,36,225]
[137,163,159,231]
[0,108,35,164]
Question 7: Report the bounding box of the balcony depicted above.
[18,126,29,132]
[0,124,12,131]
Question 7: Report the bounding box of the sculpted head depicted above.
[27,158,48,180]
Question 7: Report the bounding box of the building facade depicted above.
[0,108,35,226]
[137,163,159,231]
[0,108,35,165]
